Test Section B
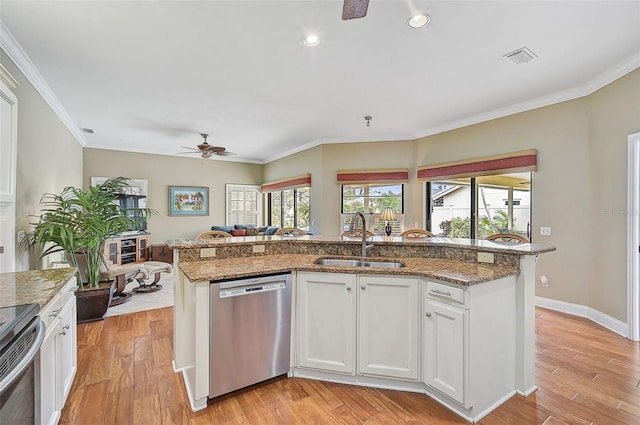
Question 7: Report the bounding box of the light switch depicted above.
[540,227,552,236]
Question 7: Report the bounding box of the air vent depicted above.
[504,47,537,64]
[81,128,95,134]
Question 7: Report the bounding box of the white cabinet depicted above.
[57,289,77,404]
[39,276,78,425]
[39,309,59,425]
[422,277,517,417]
[423,297,467,403]
[297,272,356,374]
[296,272,420,381]
[358,275,419,380]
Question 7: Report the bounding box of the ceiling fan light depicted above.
[302,34,320,47]
[408,13,430,28]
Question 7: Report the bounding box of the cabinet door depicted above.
[358,275,419,380]
[424,298,466,404]
[137,235,150,262]
[57,296,77,407]
[104,239,120,265]
[297,272,356,374]
[40,316,60,425]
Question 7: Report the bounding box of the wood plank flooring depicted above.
[59,307,640,424]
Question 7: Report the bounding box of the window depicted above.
[341,183,404,235]
[426,173,531,240]
[268,187,310,230]
[226,184,262,226]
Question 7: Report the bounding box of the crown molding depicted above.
[0,20,86,147]
[415,54,640,140]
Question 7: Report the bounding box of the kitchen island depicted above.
[167,235,554,422]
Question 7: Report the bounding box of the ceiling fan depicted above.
[176,133,236,159]
[342,0,369,20]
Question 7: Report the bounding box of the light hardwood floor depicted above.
[59,307,640,425]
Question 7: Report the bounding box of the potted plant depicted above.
[23,177,154,322]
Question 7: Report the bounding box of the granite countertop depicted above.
[167,234,555,256]
[179,254,519,286]
[0,268,77,309]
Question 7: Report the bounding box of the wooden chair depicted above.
[196,230,232,239]
[485,233,529,244]
[341,229,374,237]
[274,227,307,236]
[400,229,433,238]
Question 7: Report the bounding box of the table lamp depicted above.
[380,207,395,236]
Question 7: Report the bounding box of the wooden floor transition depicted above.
[59,307,640,425]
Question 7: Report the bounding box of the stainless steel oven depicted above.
[0,304,44,425]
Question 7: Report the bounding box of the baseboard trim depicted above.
[535,296,628,338]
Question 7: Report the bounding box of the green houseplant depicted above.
[24,177,153,320]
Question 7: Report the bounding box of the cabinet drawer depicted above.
[425,280,467,308]
[61,276,78,304]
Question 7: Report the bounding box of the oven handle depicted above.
[0,320,45,394]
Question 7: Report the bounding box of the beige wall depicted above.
[1,52,84,271]
[263,146,324,234]
[83,149,263,244]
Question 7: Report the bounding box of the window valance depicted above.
[336,168,409,185]
[261,173,311,192]
[417,149,537,181]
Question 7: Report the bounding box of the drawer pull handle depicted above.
[49,309,61,317]
[430,289,452,297]
[426,312,432,318]
[361,285,366,290]
[59,329,67,336]
[62,324,70,330]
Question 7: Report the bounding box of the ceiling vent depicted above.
[504,47,537,64]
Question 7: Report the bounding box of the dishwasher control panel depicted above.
[219,282,286,298]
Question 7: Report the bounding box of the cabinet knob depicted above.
[361,285,366,290]
[62,324,70,330]
[59,329,67,336]
[346,286,352,291]
[425,312,432,318]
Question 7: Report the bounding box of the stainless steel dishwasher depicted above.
[209,272,292,398]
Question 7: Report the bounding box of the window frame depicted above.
[267,186,310,229]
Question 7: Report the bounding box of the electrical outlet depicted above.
[252,244,265,253]
[540,226,552,236]
[200,247,216,258]
[540,275,549,287]
[477,252,495,263]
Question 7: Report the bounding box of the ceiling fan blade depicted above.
[342,0,369,20]
[214,150,237,156]
[175,151,200,155]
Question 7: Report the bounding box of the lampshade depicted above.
[380,207,395,221]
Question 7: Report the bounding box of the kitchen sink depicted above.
[360,260,405,269]
[314,258,405,269]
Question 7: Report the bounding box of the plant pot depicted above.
[75,280,115,323]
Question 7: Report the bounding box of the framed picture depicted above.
[169,186,209,216]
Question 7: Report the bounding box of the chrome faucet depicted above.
[349,212,373,258]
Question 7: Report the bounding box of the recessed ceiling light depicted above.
[407,13,430,28]
[302,34,320,47]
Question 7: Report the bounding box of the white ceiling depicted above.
[1,1,639,164]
